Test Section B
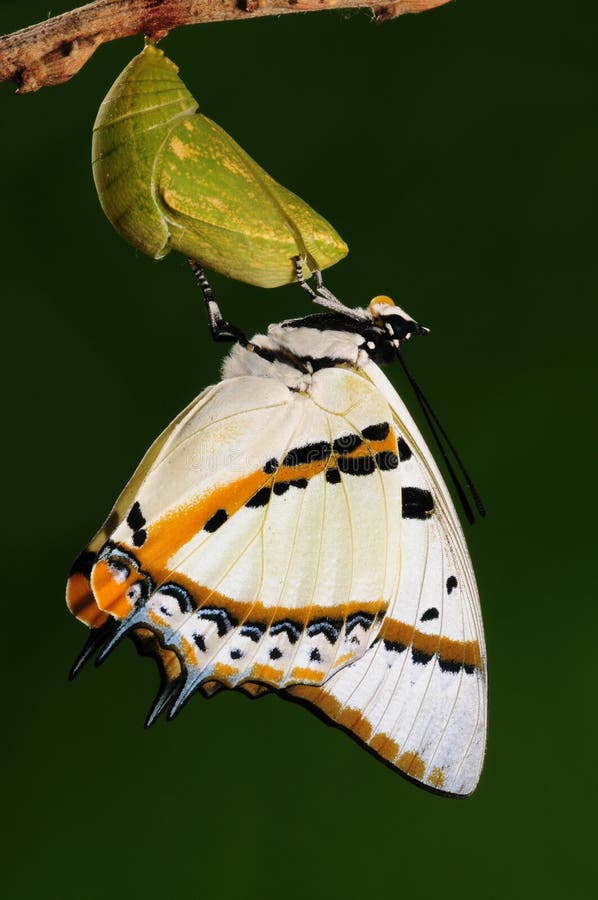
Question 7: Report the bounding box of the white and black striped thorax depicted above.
[222,301,426,388]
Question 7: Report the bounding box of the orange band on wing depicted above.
[378,618,483,670]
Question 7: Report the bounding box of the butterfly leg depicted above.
[294,256,357,316]
[294,256,319,300]
[188,259,250,346]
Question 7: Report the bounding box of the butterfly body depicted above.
[68,300,486,796]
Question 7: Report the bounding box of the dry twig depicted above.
[0,0,451,93]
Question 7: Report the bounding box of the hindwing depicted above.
[69,369,402,716]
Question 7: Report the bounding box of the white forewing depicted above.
[288,361,486,796]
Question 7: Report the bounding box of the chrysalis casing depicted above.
[92,44,348,288]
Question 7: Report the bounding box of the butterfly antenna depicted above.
[396,350,486,525]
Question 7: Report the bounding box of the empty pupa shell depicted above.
[92,44,348,288]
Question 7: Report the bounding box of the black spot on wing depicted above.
[402,487,434,519]
[132,529,147,547]
[447,575,458,594]
[310,647,322,662]
[263,458,278,474]
[246,486,271,508]
[333,433,362,455]
[270,620,302,644]
[412,648,434,665]
[240,622,266,642]
[325,467,341,484]
[375,451,398,471]
[337,455,376,476]
[384,639,407,654]
[269,647,283,660]
[158,583,195,613]
[420,607,439,622]
[362,422,390,442]
[398,437,412,461]
[204,508,228,533]
[193,633,206,652]
[439,658,462,674]
[346,612,375,635]
[273,482,289,496]
[289,478,308,489]
[283,441,331,466]
[198,607,237,636]
[230,649,242,660]
[307,618,342,644]
[127,501,146,532]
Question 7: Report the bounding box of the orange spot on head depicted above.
[368,295,395,318]
[397,750,426,780]
[370,733,399,762]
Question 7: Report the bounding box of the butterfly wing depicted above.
[287,363,487,797]
[68,368,403,721]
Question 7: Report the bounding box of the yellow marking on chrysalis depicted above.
[428,767,446,789]
[370,733,400,762]
[170,135,196,161]
[397,751,426,780]
[251,663,284,684]
[379,618,483,670]
[291,667,327,683]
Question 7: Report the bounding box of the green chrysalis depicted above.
[92,45,348,288]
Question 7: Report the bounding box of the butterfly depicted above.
[67,264,486,797]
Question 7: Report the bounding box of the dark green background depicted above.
[1,2,595,897]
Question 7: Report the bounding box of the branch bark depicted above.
[0,0,451,94]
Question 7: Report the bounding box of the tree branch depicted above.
[0,0,451,94]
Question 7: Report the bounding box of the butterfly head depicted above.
[368,295,429,345]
